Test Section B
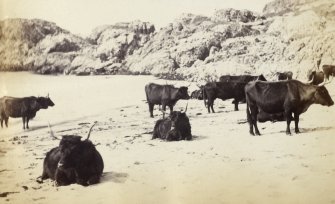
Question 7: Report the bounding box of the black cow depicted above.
[322,65,335,80]
[277,71,293,80]
[152,105,192,141]
[0,95,54,129]
[203,82,247,113]
[219,74,266,83]
[40,123,104,186]
[145,83,190,118]
[190,89,203,100]
[245,80,334,135]
[308,71,324,85]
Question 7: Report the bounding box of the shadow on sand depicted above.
[101,171,129,184]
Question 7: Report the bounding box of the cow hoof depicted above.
[286,132,292,135]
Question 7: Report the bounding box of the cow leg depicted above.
[0,118,2,128]
[249,105,260,135]
[246,103,254,135]
[294,113,300,133]
[26,117,30,129]
[5,117,8,128]
[148,103,154,118]
[285,111,292,135]
[208,98,215,113]
[233,99,239,111]
[22,117,26,129]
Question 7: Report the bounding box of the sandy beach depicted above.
[0,72,335,204]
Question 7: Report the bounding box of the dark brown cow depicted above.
[245,80,334,135]
[145,83,190,118]
[152,106,192,141]
[40,123,104,186]
[322,65,335,80]
[219,74,266,83]
[0,95,54,129]
[203,81,247,113]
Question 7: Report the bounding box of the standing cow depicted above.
[219,74,266,83]
[322,65,335,80]
[145,83,190,118]
[40,123,104,186]
[245,80,334,135]
[276,71,293,80]
[203,81,247,113]
[0,95,54,129]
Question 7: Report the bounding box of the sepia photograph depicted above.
[1,0,335,203]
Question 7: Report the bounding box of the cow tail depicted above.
[246,101,251,123]
[203,87,207,108]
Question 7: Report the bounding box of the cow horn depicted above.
[306,75,314,84]
[48,122,60,140]
[86,121,97,140]
[318,75,333,86]
[183,102,188,113]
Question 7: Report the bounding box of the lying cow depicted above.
[0,95,54,129]
[203,81,246,113]
[145,83,190,118]
[40,123,104,186]
[245,80,334,135]
[152,105,192,141]
[322,65,335,81]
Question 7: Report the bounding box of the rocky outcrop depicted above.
[126,10,261,77]
[1,0,335,82]
[0,19,154,75]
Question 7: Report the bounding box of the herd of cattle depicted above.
[0,65,334,187]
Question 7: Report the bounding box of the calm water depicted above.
[0,72,178,128]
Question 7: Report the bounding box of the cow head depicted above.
[169,109,192,140]
[57,135,82,170]
[177,86,190,100]
[57,136,97,170]
[37,95,55,109]
[314,86,334,106]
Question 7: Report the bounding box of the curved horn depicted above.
[86,121,97,140]
[306,75,314,84]
[48,122,60,140]
[183,102,188,113]
[318,75,333,87]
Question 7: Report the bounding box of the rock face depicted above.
[0,19,154,75]
[1,0,335,81]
